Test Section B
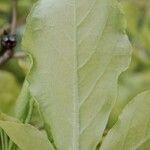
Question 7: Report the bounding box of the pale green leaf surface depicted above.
[100,90,150,150]
[0,113,54,150]
[22,0,132,149]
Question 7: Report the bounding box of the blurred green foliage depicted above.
[123,0,150,71]
[0,70,20,114]
[0,0,36,113]
[0,0,36,26]
[108,0,150,128]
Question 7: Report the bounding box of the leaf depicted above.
[22,0,132,149]
[0,113,54,150]
[108,71,150,128]
[12,80,31,121]
[100,90,150,150]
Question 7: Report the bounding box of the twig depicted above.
[10,0,17,34]
[0,0,27,65]
[0,0,17,35]
[13,51,26,59]
[0,51,26,65]
[0,50,13,65]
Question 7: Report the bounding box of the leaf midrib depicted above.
[72,0,79,149]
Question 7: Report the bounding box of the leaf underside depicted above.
[22,0,132,149]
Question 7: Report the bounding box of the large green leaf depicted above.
[22,0,132,149]
[100,90,150,150]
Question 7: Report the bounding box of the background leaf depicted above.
[100,90,150,150]
[108,71,150,128]
[0,113,54,150]
[0,71,20,114]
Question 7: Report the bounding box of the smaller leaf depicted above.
[108,71,150,128]
[0,113,54,150]
[100,90,150,150]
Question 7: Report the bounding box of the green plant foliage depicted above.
[25,0,132,149]
[107,0,150,132]
[0,71,20,114]
[0,0,149,150]
[122,0,150,71]
[0,113,54,150]
[0,0,36,27]
[101,91,150,150]
[108,71,150,128]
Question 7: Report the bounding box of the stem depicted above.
[0,0,27,65]
[0,51,26,65]
[10,0,17,34]
[13,51,26,59]
[0,51,12,65]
